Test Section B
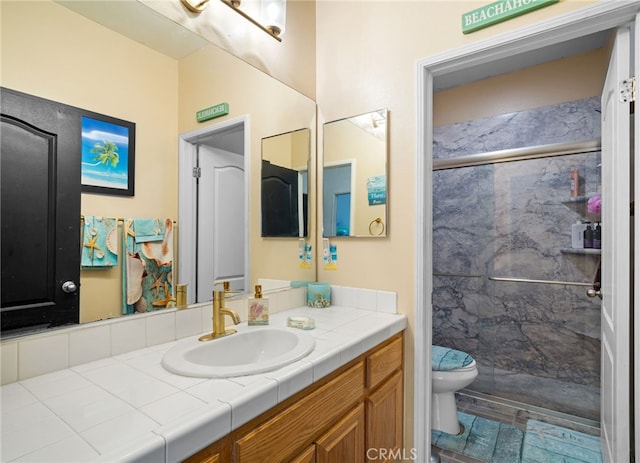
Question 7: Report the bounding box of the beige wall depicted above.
[1,1,179,323]
[178,44,317,287]
[434,47,608,127]
[315,0,599,451]
[142,0,317,99]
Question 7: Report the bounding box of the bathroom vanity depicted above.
[186,332,403,463]
[0,305,406,462]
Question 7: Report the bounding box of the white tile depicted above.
[331,286,357,307]
[18,333,69,380]
[79,410,159,454]
[70,357,119,374]
[264,360,314,402]
[1,341,18,385]
[139,391,206,425]
[157,403,231,463]
[94,433,165,463]
[1,402,75,461]
[114,378,179,408]
[12,435,100,462]
[146,311,176,347]
[224,378,278,428]
[110,317,146,355]
[376,290,397,314]
[307,348,342,382]
[0,383,38,414]
[357,288,378,311]
[175,307,202,339]
[185,379,244,404]
[79,362,156,395]
[20,369,91,401]
[43,384,134,432]
[69,324,111,367]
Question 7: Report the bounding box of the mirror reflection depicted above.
[323,109,388,237]
[261,129,310,237]
[1,0,317,336]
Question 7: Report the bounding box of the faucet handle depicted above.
[213,281,241,296]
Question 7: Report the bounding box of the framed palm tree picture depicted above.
[81,113,135,196]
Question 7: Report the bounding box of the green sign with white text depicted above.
[462,0,558,34]
[196,103,229,122]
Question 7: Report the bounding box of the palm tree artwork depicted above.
[90,140,119,168]
[81,115,131,191]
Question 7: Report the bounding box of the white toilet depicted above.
[431,345,478,435]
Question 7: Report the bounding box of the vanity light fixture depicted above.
[220,0,285,42]
[181,0,210,13]
[180,0,286,41]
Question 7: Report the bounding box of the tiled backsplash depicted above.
[0,285,397,385]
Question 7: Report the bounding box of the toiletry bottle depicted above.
[583,224,593,248]
[571,220,586,249]
[248,285,269,325]
[570,167,580,197]
[593,222,601,249]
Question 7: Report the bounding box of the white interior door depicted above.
[600,25,632,463]
[197,146,245,301]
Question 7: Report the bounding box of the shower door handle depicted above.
[587,288,602,298]
[588,260,602,299]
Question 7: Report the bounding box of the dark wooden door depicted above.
[261,160,299,237]
[1,88,81,332]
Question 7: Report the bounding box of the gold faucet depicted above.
[199,281,241,342]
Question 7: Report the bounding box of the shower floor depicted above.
[473,365,600,422]
[434,391,601,463]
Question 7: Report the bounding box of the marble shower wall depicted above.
[432,97,602,420]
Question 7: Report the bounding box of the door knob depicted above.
[587,288,602,298]
[61,281,78,293]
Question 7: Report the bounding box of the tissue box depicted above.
[307,283,331,308]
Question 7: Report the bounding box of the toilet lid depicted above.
[432,346,474,371]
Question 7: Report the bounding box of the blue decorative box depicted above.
[307,283,331,308]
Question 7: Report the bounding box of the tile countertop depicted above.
[1,306,406,463]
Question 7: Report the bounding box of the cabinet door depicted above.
[291,445,316,463]
[366,370,403,463]
[316,404,365,463]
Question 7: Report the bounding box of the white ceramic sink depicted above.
[161,326,316,378]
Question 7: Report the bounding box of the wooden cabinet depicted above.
[366,371,403,463]
[316,404,365,463]
[235,362,364,462]
[185,332,403,463]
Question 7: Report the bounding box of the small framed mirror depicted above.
[261,128,311,237]
[323,109,388,237]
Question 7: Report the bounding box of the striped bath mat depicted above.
[432,412,523,463]
[521,419,603,463]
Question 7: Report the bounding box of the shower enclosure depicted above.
[432,97,602,422]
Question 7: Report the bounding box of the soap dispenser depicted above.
[248,285,269,326]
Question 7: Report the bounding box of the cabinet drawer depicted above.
[366,335,402,389]
[235,361,365,463]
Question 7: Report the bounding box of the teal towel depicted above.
[133,218,164,243]
[81,216,118,268]
[432,345,473,371]
[123,218,174,314]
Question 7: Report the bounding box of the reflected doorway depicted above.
[178,118,250,304]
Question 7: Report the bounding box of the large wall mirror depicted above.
[323,109,388,237]
[261,129,310,237]
[1,1,317,335]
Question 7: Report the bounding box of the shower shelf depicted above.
[560,248,601,256]
[561,193,598,214]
